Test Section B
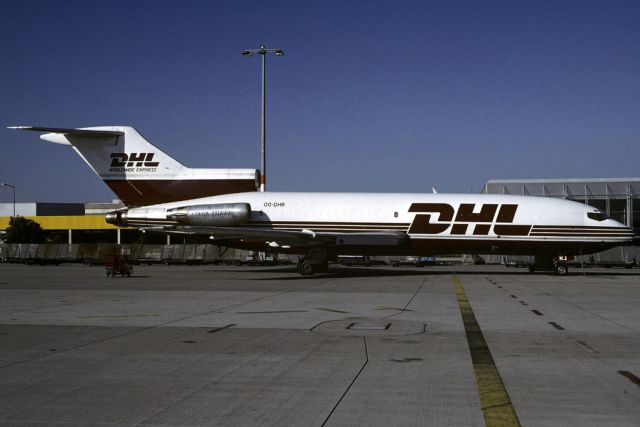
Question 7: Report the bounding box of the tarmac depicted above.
[0,262,639,426]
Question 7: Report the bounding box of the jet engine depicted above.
[105,210,128,227]
[166,203,251,226]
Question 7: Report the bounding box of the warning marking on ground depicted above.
[452,274,521,427]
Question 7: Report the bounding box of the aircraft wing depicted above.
[161,226,409,247]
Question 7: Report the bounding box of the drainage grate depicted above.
[348,322,390,331]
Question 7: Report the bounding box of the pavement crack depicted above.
[204,277,336,316]
[321,336,368,426]
[381,277,426,319]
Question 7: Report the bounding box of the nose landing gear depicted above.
[528,256,569,275]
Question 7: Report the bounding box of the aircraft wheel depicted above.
[298,261,315,275]
[555,264,568,275]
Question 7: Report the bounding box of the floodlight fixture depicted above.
[241,45,285,192]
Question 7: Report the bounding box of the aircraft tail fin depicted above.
[10,126,259,206]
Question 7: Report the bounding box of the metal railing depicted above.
[0,243,277,265]
[1,243,637,268]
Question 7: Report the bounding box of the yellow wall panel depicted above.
[0,216,123,230]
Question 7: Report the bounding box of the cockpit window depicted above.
[587,211,608,222]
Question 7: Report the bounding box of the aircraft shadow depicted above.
[215,266,640,280]
[221,267,529,280]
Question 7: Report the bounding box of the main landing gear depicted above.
[296,249,329,276]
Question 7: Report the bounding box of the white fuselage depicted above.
[120,192,633,257]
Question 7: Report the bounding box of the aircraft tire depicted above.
[297,260,315,276]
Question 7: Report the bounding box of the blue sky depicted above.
[1,0,639,202]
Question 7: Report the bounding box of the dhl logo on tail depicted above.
[110,153,159,168]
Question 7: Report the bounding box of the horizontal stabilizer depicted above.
[8,126,124,137]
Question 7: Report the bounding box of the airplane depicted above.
[10,125,636,275]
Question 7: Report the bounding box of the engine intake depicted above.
[105,210,128,226]
[166,203,251,226]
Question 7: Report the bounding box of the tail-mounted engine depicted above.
[166,203,251,226]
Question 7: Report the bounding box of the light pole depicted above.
[1,183,15,217]
[241,45,284,192]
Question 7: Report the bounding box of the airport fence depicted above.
[1,243,638,268]
[0,243,296,266]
